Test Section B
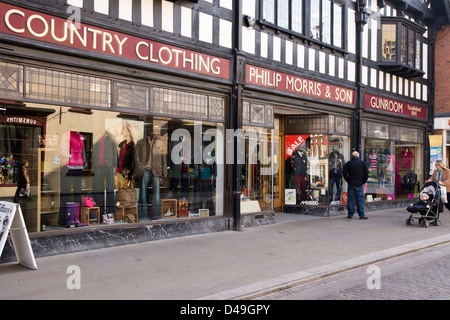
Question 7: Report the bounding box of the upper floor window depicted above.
[261,0,344,49]
[379,17,425,78]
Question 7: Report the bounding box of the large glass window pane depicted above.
[333,3,342,47]
[382,24,397,62]
[408,30,415,66]
[241,126,273,212]
[363,139,395,202]
[415,34,422,69]
[328,135,350,204]
[401,25,408,64]
[278,0,290,29]
[292,0,303,33]
[322,0,331,44]
[310,0,321,39]
[263,0,275,24]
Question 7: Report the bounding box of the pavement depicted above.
[1,207,450,300]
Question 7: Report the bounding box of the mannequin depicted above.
[193,144,216,216]
[135,123,168,219]
[92,130,117,216]
[293,148,308,201]
[58,130,86,226]
[117,123,135,182]
[329,149,344,201]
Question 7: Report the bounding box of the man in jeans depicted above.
[343,151,369,219]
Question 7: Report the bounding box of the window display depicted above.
[284,134,349,205]
[362,122,423,202]
[241,125,274,213]
[0,101,225,232]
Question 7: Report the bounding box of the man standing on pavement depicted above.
[343,151,369,219]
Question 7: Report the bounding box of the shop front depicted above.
[0,2,239,261]
[241,64,355,216]
[362,93,428,210]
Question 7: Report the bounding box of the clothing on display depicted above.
[400,148,414,169]
[135,134,168,219]
[293,150,307,201]
[329,150,344,201]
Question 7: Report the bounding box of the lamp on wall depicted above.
[244,15,256,28]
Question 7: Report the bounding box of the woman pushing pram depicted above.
[406,160,450,227]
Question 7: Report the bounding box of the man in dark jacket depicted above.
[343,151,369,219]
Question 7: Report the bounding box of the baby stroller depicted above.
[406,182,445,227]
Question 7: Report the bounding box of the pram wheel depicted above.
[406,218,414,226]
[433,219,441,226]
[421,219,429,228]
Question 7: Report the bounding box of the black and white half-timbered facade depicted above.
[0,0,448,259]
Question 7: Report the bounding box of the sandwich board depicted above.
[0,201,37,270]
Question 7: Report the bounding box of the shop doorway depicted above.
[274,106,351,211]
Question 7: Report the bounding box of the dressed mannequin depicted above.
[329,149,344,201]
[117,123,135,182]
[58,130,86,226]
[135,124,168,220]
[193,144,216,216]
[293,149,308,201]
[92,131,117,216]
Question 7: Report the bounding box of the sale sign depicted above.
[285,135,309,159]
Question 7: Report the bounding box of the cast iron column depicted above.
[354,0,369,153]
[230,0,245,230]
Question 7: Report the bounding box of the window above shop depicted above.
[379,16,426,79]
[258,0,345,51]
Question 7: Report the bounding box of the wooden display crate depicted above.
[80,207,100,225]
[116,206,138,223]
[162,199,177,218]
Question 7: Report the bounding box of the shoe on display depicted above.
[164,208,174,217]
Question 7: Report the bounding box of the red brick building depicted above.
[434,24,450,166]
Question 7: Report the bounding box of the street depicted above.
[257,242,450,300]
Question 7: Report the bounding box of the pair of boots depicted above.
[66,202,86,227]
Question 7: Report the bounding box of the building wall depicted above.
[435,25,450,114]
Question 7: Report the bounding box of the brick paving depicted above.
[260,243,450,300]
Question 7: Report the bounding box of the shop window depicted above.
[363,122,423,202]
[379,17,425,78]
[0,94,225,233]
[284,133,350,205]
[241,125,274,212]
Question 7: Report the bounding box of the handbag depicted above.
[19,183,30,197]
[115,173,129,189]
[102,213,114,224]
[84,193,95,207]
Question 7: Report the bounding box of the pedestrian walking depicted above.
[343,151,368,219]
[14,159,30,203]
[428,160,450,210]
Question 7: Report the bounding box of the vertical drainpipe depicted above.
[231,0,245,230]
[354,0,369,154]
[426,24,437,178]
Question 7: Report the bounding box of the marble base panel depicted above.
[0,212,277,264]
[284,199,415,216]
[0,216,228,264]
